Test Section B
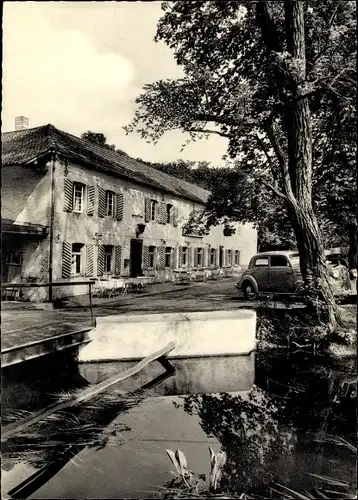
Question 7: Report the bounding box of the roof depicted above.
[1,124,210,204]
[254,250,299,257]
[1,218,48,237]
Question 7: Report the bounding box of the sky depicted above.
[2,2,228,165]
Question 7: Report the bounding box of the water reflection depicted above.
[1,352,356,499]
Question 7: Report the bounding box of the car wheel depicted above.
[243,282,257,300]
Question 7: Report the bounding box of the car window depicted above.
[270,256,289,267]
[289,254,300,268]
[254,257,269,267]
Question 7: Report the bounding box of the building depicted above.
[1,124,257,301]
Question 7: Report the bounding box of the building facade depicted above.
[1,124,257,301]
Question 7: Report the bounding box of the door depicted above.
[269,255,294,292]
[130,239,143,277]
[250,256,270,292]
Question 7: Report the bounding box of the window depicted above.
[71,243,84,275]
[148,246,156,268]
[270,255,289,267]
[182,247,188,267]
[150,200,157,221]
[104,245,114,273]
[165,247,172,267]
[6,252,23,266]
[105,191,115,217]
[197,247,203,267]
[210,248,216,266]
[166,204,173,223]
[227,250,233,265]
[234,250,240,265]
[254,257,269,267]
[73,183,85,213]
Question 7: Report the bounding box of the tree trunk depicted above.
[284,1,338,328]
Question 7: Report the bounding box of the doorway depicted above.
[219,247,224,267]
[130,239,143,277]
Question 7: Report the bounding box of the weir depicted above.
[78,309,257,362]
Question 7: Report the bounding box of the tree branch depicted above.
[254,134,279,181]
[260,179,288,201]
[264,120,296,203]
[188,128,230,139]
[193,113,257,128]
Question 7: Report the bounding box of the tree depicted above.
[81,131,116,150]
[126,1,356,327]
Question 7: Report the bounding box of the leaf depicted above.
[166,449,182,476]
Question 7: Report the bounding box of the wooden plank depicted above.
[2,341,176,442]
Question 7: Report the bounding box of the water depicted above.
[1,351,356,499]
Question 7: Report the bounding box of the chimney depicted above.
[15,116,29,131]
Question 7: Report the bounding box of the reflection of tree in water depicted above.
[182,386,296,494]
[255,352,357,438]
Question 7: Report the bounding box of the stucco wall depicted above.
[51,159,257,282]
[1,165,51,224]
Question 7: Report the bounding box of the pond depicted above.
[1,350,356,499]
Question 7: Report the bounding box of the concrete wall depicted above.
[2,158,257,300]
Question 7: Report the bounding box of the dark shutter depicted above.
[202,248,206,268]
[98,188,106,218]
[87,186,95,216]
[158,246,165,269]
[116,193,124,221]
[143,245,149,271]
[144,198,151,222]
[194,248,198,267]
[173,207,179,227]
[62,242,72,278]
[85,244,94,276]
[63,179,73,212]
[188,247,193,268]
[158,202,166,224]
[97,245,105,276]
[173,247,178,269]
[115,245,122,275]
[179,246,183,268]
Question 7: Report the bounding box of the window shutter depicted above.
[115,245,122,275]
[173,207,179,227]
[63,179,73,212]
[194,248,198,267]
[98,188,106,218]
[216,249,220,266]
[173,247,178,269]
[144,198,151,222]
[225,249,228,266]
[158,246,165,269]
[85,244,94,276]
[237,250,241,265]
[97,245,105,276]
[62,242,72,278]
[179,246,183,268]
[143,245,149,271]
[188,247,193,267]
[87,186,95,216]
[207,245,211,266]
[116,193,124,221]
[158,202,166,224]
[202,248,206,268]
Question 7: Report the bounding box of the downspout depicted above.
[48,149,56,302]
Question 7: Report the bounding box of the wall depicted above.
[1,165,51,300]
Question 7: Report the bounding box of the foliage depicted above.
[81,131,116,150]
[126,0,357,324]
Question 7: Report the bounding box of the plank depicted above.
[2,341,176,442]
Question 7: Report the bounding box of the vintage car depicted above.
[236,251,354,299]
